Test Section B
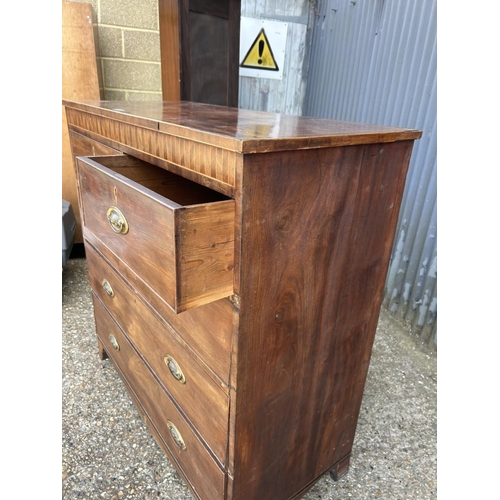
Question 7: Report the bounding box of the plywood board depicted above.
[62,1,102,243]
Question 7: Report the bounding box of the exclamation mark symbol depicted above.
[258,39,264,65]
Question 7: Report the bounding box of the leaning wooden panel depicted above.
[62,1,102,243]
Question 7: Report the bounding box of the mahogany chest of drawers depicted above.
[64,99,421,500]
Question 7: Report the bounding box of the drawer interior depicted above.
[91,155,231,206]
[79,153,236,313]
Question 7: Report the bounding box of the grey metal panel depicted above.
[304,0,437,350]
[238,0,314,115]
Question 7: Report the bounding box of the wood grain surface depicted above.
[93,298,226,499]
[230,141,415,498]
[77,155,235,312]
[64,100,422,154]
[67,99,421,500]
[62,2,102,243]
[86,243,230,463]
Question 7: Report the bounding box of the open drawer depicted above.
[77,155,235,313]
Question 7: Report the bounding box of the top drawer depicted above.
[77,155,235,313]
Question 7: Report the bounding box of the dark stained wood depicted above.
[93,298,226,499]
[65,106,239,196]
[230,141,415,498]
[97,339,108,360]
[64,100,422,153]
[329,454,351,482]
[108,354,207,499]
[158,1,240,106]
[86,243,229,463]
[77,155,235,313]
[67,101,161,130]
[67,98,421,499]
[285,454,350,500]
[84,227,236,385]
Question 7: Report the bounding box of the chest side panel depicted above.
[231,141,414,499]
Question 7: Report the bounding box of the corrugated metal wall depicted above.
[304,0,437,350]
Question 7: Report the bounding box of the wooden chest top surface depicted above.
[63,99,422,153]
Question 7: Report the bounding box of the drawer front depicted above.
[69,130,121,157]
[106,353,207,500]
[86,245,229,462]
[86,242,234,384]
[77,154,235,313]
[93,299,226,500]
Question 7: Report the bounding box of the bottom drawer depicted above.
[93,296,225,500]
[104,347,204,497]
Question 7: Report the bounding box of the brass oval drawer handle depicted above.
[108,333,120,351]
[106,206,129,234]
[164,355,186,384]
[167,420,186,450]
[101,279,115,298]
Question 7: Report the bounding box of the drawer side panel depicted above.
[177,201,236,312]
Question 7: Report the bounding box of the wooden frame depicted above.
[159,0,241,106]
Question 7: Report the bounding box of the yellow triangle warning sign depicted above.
[240,28,279,71]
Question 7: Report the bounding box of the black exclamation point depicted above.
[258,39,264,65]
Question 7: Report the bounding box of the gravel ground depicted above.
[62,257,437,500]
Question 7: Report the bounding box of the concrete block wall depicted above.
[66,0,162,101]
